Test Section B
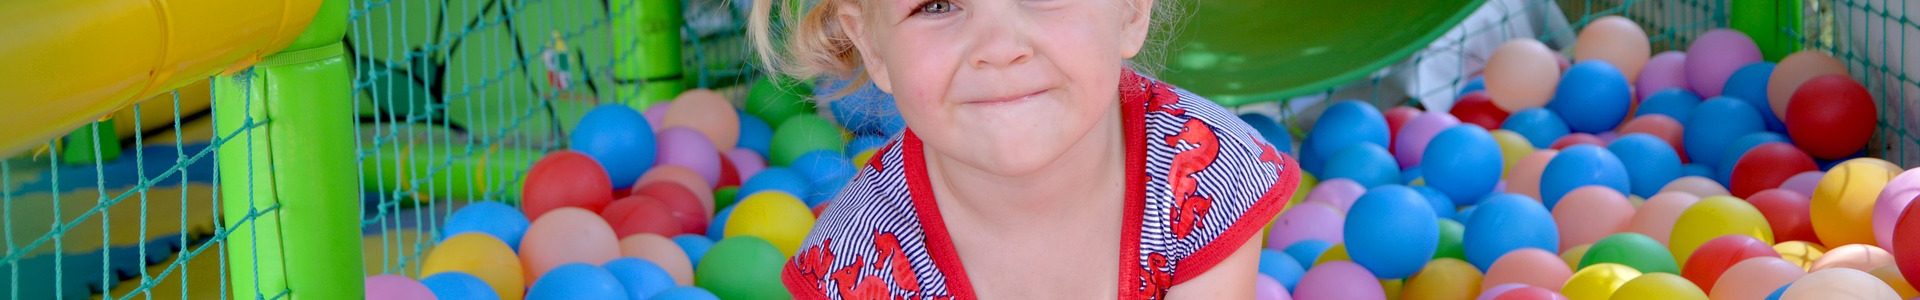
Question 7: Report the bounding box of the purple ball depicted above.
[1268,202,1346,249]
[366,275,436,300]
[1256,274,1292,300]
[1779,171,1825,198]
[644,103,670,128]
[1293,261,1385,300]
[1684,30,1763,98]
[727,148,767,180]
[1306,179,1368,212]
[656,127,722,185]
[1637,52,1690,102]
[1394,112,1461,169]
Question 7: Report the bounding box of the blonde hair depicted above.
[746,0,1184,98]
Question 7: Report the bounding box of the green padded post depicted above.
[613,0,686,108]
[59,118,120,165]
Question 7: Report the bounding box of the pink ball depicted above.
[1552,186,1636,249]
[1625,192,1700,245]
[520,207,622,283]
[1479,283,1532,300]
[1684,29,1763,98]
[366,274,437,300]
[644,102,670,128]
[1306,179,1368,212]
[1257,274,1292,300]
[1637,51,1690,102]
[1548,133,1605,150]
[1779,171,1825,197]
[1294,261,1386,300]
[1708,257,1806,300]
[1269,202,1346,249]
[655,127,722,186]
[1394,112,1461,168]
[1482,248,1573,291]
[727,148,768,180]
[1874,168,1920,251]
[1509,150,1561,201]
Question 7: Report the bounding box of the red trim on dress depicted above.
[1115,70,1152,299]
[1167,147,1302,285]
[903,132,981,300]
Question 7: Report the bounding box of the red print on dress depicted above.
[1166,117,1219,239]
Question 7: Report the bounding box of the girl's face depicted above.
[838,0,1154,176]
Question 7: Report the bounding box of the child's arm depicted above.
[1163,229,1263,299]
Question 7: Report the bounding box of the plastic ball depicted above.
[1874,169,1920,250]
[1396,113,1462,168]
[1453,92,1511,130]
[1509,150,1560,200]
[423,272,500,300]
[1552,186,1635,249]
[1426,126,1505,203]
[1573,16,1651,82]
[1775,241,1830,270]
[1683,98,1765,167]
[528,263,628,300]
[821,79,906,136]
[1669,196,1774,267]
[1581,233,1679,274]
[1294,261,1388,300]
[672,234,715,264]
[1683,235,1781,289]
[1346,185,1440,279]
[1284,239,1337,268]
[661,89,741,150]
[1684,29,1764,98]
[1749,189,1820,243]
[707,205,735,240]
[768,115,845,167]
[1722,63,1785,133]
[1483,283,1531,300]
[1897,200,1920,291]
[727,148,767,181]
[736,168,811,205]
[521,208,622,283]
[1716,132,1790,186]
[650,287,721,300]
[737,112,775,158]
[1540,145,1630,208]
[608,196,682,238]
[1310,101,1392,164]
[1660,176,1731,198]
[1307,179,1368,212]
[1870,265,1918,299]
[423,233,524,300]
[744,76,815,127]
[1549,134,1606,150]
[725,191,816,256]
[1483,248,1573,291]
[695,237,789,300]
[1610,273,1706,300]
[635,166,718,213]
[1733,143,1819,198]
[644,104,670,134]
[1462,76,1488,95]
[1487,40,1564,111]
[1769,51,1851,120]
[1786,74,1877,160]
[366,274,437,300]
[1415,186,1461,219]
[572,104,658,190]
[1256,275,1291,300]
[1781,268,1904,300]
[1812,158,1903,247]
[1492,286,1569,300]
[1491,130,1534,177]
[1404,258,1482,300]
[1437,219,1468,261]
[1564,244,1595,270]
[1710,257,1807,300]
[603,257,675,300]
[444,202,530,250]
[1624,192,1699,245]
[522,151,616,220]
[655,127,724,186]
[619,234,694,285]
[1638,52,1691,102]
[1548,61,1632,133]
[791,150,855,205]
[1270,203,1347,249]
[1562,263,1642,300]
[1608,134,1683,198]
[1466,195,1561,270]
[1503,108,1571,149]
[1242,113,1295,155]
[1683,164,1716,179]
[1780,171,1826,199]
[1810,244,1895,273]
[1386,107,1423,149]
[631,183,713,235]
[1636,89,1703,121]
[1259,249,1306,290]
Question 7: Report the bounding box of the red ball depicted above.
[1895,197,1920,290]
[1785,75,1876,160]
[812,201,831,217]
[632,182,712,235]
[1492,286,1565,300]
[601,197,646,226]
[613,196,681,238]
[522,151,615,220]
[1681,235,1780,290]
[1549,133,1605,150]
[1730,143,1817,198]
[1616,115,1688,163]
[1452,92,1511,129]
[717,154,742,188]
[1385,106,1422,149]
[1748,189,1818,243]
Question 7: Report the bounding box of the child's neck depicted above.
[925,104,1128,228]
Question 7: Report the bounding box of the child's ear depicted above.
[836,4,894,93]
[1118,0,1155,59]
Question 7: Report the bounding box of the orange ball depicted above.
[619,233,695,285]
[1708,257,1805,300]
[1508,150,1560,201]
[660,89,741,150]
[1483,248,1573,292]
[1625,192,1699,245]
[1552,186,1636,249]
[1487,40,1563,111]
[1573,16,1652,82]
[519,208,621,283]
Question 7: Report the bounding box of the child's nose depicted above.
[967,18,1034,69]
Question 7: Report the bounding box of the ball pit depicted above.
[1572,16,1650,82]
[724,191,816,256]
[661,89,741,150]
[443,202,530,250]
[1309,101,1393,167]
[1346,185,1440,279]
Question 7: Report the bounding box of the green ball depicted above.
[746,76,816,126]
[714,187,741,212]
[1730,0,1803,61]
[769,115,846,166]
[1433,219,1466,261]
[696,236,792,300]
[1579,233,1681,274]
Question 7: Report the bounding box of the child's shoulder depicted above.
[781,136,962,299]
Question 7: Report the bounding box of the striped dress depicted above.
[783,70,1302,299]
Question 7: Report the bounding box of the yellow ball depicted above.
[1403,258,1483,300]
[1668,196,1774,266]
[1491,129,1534,178]
[423,233,525,300]
[1316,243,1351,265]
[1774,241,1829,271]
[1562,263,1643,300]
[1810,158,1901,248]
[1562,244,1593,270]
[725,191,817,257]
[1292,172,1319,210]
[1383,279,1405,300]
[1609,273,1705,300]
[852,148,880,168]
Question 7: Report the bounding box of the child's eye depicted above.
[912,0,957,16]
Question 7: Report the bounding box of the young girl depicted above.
[749,0,1300,296]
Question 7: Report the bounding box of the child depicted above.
[749,0,1300,296]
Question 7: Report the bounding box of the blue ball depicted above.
[846,135,889,155]
[1402,167,1425,185]
[1501,108,1571,148]
[708,205,737,240]
[604,258,675,300]
[1344,185,1439,279]
[649,287,722,300]
[1682,164,1715,178]
[1300,134,1328,175]
[1765,283,1792,300]
[442,201,530,250]
[1636,88,1703,120]
[1258,249,1306,291]
[1240,113,1295,155]
[572,104,657,189]
[422,272,500,300]
[1462,194,1559,271]
[672,234,715,265]
[1307,101,1391,162]
[1460,76,1487,95]
[1282,239,1335,268]
[821,79,906,136]
[1412,186,1458,219]
[736,168,811,202]
[1722,62,1785,133]
[1607,134,1682,198]
[1717,132,1789,185]
[1548,61,1632,133]
[736,111,774,158]
[1540,145,1630,209]
[528,263,628,300]
[1423,125,1503,204]
[1323,144,1400,188]
[791,150,855,206]
[1684,98,1765,168]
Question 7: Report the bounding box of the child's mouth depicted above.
[967,89,1047,106]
